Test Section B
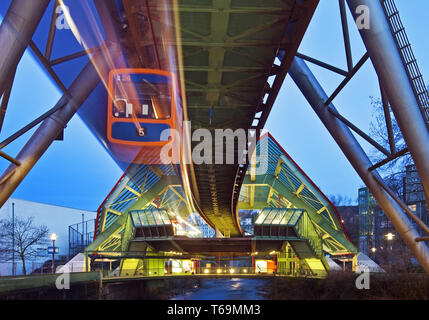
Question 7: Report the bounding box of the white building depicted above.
[0,198,96,275]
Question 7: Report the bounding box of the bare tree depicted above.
[0,216,49,275]
[373,237,421,273]
[368,94,427,273]
[369,96,413,195]
[328,194,354,206]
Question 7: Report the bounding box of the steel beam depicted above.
[295,52,348,76]
[347,0,429,210]
[339,0,353,71]
[0,0,50,94]
[380,82,396,154]
[289,56,429,273]
[0,42,120,207]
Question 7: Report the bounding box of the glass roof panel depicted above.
[288,210,302,226]
[160,210,171,224]
[139,211,149,226]
[153,210,164,225]
[255,208,271,224]
[264,209,278,224]
[130,211,141,227]
[271,210,284,224]
[146,211,156,225]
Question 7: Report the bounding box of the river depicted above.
[170,278,271,300]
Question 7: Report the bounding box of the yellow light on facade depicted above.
[216,269,222,274]
[229,268,235,274]
[204,269,209,274]
[243,269,248,273]
[269,250,277,255]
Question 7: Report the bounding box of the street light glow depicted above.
[50,233,57,241]
[386,233,395,241]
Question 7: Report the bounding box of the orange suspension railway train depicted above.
[107,68,182,165]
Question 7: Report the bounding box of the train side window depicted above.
[112,71,173,120]
[142,103,149,115]
[113,99,127,118]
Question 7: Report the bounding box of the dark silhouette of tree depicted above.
[369,96,413,196]
[0,216,49,275]
[328,194,354,206]
[368,95,426,273]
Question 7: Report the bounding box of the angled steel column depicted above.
[289,56,429,273]
[346,0,429,208]
[0,42,120,207]
[0,0,50,93]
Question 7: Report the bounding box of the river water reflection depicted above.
[170,278,270,300]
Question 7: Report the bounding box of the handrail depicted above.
[381,0,429,127]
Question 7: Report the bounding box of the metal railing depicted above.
[382,0,429,126]
[109,267,278,278]
[105,266,326,279]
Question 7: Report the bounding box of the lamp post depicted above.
[50,233,57,274]
[385,232,395,268]
[386,232,395,251]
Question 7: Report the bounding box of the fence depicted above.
[69,219,95,259]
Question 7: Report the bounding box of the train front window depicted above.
[112,73,172,120]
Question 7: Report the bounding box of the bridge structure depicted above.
[86,133,355,277]
[0,0,428,293]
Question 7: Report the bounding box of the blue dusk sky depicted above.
[0,1,428,211]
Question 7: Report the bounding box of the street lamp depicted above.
[385,232,395,241]
[385,232,394,257]
[50,233,57,274]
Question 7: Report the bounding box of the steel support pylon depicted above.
[0,0,50,94]
[0,41,120,207]
[289,56,429,274]
[347,0,429,210]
